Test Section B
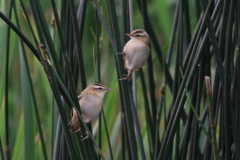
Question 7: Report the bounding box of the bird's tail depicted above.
[68,107,81,133]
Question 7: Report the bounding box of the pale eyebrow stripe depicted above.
[93,83,105,88]
[131,30,144,34]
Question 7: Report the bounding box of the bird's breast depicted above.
[80,94,103,123]
[123,40,149,70]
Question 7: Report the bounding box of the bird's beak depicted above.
[107,88,113,91]
[125,33,132,37]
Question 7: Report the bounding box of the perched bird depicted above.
[118,29,150,81]
[68,83,112,138]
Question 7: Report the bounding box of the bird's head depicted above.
[90,83,112,98]
[125,29,149,45]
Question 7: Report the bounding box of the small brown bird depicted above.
[118,29,150,81]
[68,83,112,138]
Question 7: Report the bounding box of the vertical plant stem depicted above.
[0,134,4,160]
[121,113,131,160]
[20,1,80,159]
[166,0,179,66]
[4,1,13,159]
[195,0,201,18]
[136,0,173,91]
[139,69,154,158]
[179,74,198,160]
[182,13,203,71]
[93,1,102,158]
[53,117,62,160]
[218,0,230,59]
[61,132,69,159]
[102,110,114,160]
[30,0,65,81]
[20,31,36,160]
[157,0,221,158]
[170,4,180,158]
[51,0,85,112]
[51,97,55,160]
[189,56,205,160]
[224,0,236,159]
[220,100,225,158]
[13,3,48,159]
[183,0,191,44]
[185,90,212,144]
[92,2,113,159]
[163,95,166,131]
[155,86,165,160]
[203,125,212,160]
[68,22,75,71]
[77,0,87,41]
[128,0,137,109]
[50,0,93,158]
[175,126,180,159]
[200,0,225,85]
[93,2,100,83]
[63,7,93,157]
[138,0,159,155]
[60,0,66,69]
[66,0,87,89]
[174,0,183,158]
[205,77,218,160]
[120,1,131,159]
[106,0,138,158]
[140,0,156,131]
[127,82,146,160]
[154,100,160,160]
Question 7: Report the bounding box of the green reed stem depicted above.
[205,77,218,160]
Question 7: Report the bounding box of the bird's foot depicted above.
[117,51,125,55]
[119,76,131,81]
[81,130,89,141]
[81,134,89,141]
[119,77,128,81]
[79,114,83,119]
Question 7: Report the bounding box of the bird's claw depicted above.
[117,51,125,55]
[119,76,131,81]
[79,114,83,119]
[81,130,89,141]
[81,134,89,141]
[119,77,128,81]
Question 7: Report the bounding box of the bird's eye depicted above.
[98,88,102,91]
[136,35,140,37]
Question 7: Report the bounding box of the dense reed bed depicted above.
[0,0,240,159]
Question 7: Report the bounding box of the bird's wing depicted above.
[121,51,128,70]
[123,54,127,70]
[68,91,88,134]
[68,107,80,133]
